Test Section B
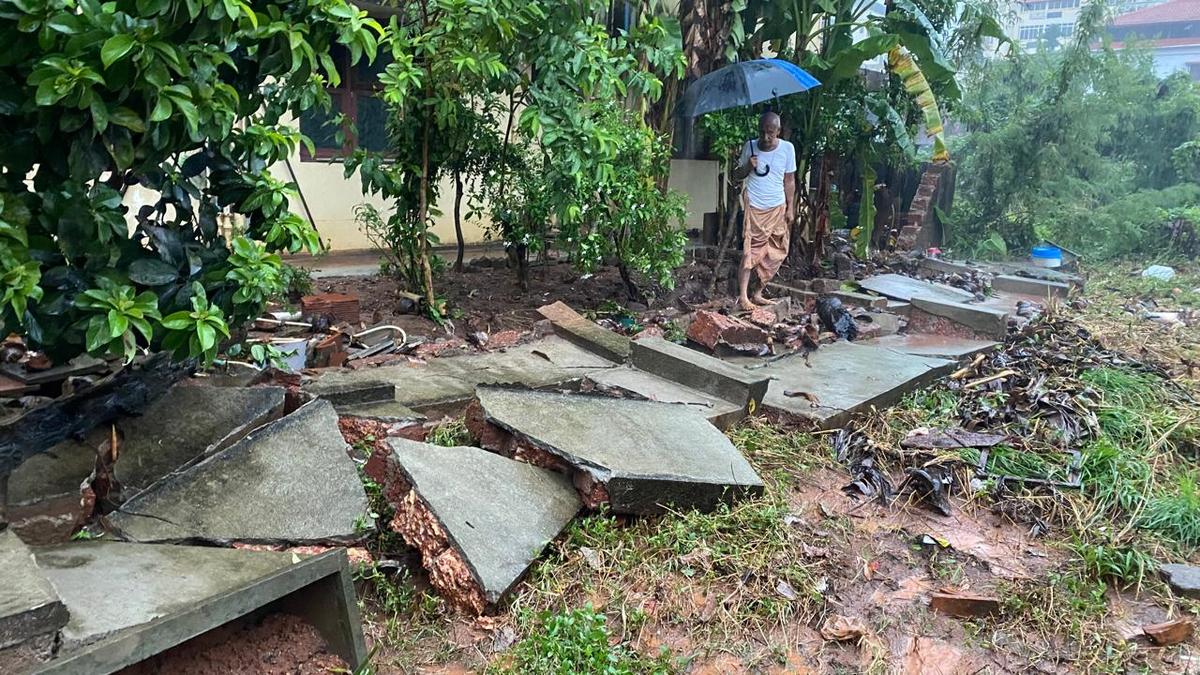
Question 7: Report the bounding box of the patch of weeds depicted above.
[905,388,961,426]
[662,320,686,344]
[427,418,470,447]
[967,444,1075,482]
[493,605,673,674]
[1079,437,1153,514]
[356,565,417,644]
[1070,538,1155,588]
[588,301,643,334]
[927,550,966,585]
[727,418,826,479]
[1000,570,1130,671]
[1139,470,1200,549]
[278,263,314,302]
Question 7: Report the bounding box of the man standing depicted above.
[732,111,795,310]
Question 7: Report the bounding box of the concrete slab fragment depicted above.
[631,337,768,412]
[869,334,999,360]
[729,341,954,429]
[10,384,286,507]
[537,301,631,363]
[304,336,615,412]
[917,257,976,277]
[334,398,425,423]
[382,439,580,610]
[859,274,975,304]
[108,400,369,545]
[474,387,764,514]
[32,542,366,672]
[0,531,68,651]
[910,296,1008,339]
[585,367,744,429]
[992,274,1071,298]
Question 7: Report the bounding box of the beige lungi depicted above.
[742,198,790,283]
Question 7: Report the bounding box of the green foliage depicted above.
[426,418,470,447]
[498,606,672,675]
[948,16,1200,257]
[1070,539,1155,587]
[1139,471,1200,549]
[0,0,381,363]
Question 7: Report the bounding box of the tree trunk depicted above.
[417,115,436,311]
[617,260,641,302]
[709,173,741,294]
[453,170,465,273]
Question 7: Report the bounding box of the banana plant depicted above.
[888,47,949,163]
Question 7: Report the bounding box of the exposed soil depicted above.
[119,613,347,674]
[313,257,718,342]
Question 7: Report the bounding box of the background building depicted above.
[1109,0,1200,80]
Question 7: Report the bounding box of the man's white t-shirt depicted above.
[737,139,797,210]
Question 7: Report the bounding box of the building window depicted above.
[1190,63,1200,81]
[299,45,392,161]
[1047,10,1062,17]
[1019,25,1045,39]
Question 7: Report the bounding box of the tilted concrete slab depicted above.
[992,274,1071,298]
[630,337,768,413]
[334,398,426,423]
[585,366,745,430]
[726,341,955,429]
[10,384,286,508]
[910,296,1009,339]
[473,386,764,514]
[917,257,977,277]
[32,542,365,672]
[382,439,580,610]
[869,334,999,360]
[0,531,68,651]
[537,301,631,363]
[107,400,369,545]
[859,274,976,304]
[304,336,616,412]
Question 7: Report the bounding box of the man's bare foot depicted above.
[737,297,757,311]
[752,291,775,306]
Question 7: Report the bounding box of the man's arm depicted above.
[784,171,796,223]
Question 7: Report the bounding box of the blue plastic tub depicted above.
[1031,244,1062,268]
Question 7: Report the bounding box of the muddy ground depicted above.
[340,261,1200,674]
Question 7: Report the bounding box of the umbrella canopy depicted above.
[678,59,821,118]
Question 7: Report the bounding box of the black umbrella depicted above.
[678,58,821,118]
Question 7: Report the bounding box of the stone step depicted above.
[0,531,68,672]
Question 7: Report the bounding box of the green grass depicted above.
[1139,470,1200,550]
[491,606,674,674]
[426,418,470,447]
[1069,539,1156,588]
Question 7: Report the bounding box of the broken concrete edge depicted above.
[32,549,366,675]
[537,301,631,364]
[917,257,977,277]
[991,274,1071,298]
[630,337,769,412]
[759,356,955,431]
[467,386,766,514]
[909,296,1008,340]
[106,398,373,547]
[0,532,68,651]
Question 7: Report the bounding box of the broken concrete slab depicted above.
[0,531,68,652]
[304,336,615,413]
[910,296,1009,339]
[472,386,764,514]
[32,541,366,672]
[377,438,580,613]
[334,398,425,424]
[108,399,369,545]
[1160,563,1200,599]
[630,337,768,413]
[584,367,745,430]
[11,384,286,506]
[867,335,997,361]
[859,274,976,304]
[992,274,1071,298]
[728,341,954,429]
[917,257,976,277]
[830,290,889,310]
[537,301,631,363]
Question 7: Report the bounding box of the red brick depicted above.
[301,293,361,324]
[686,310,768,351]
